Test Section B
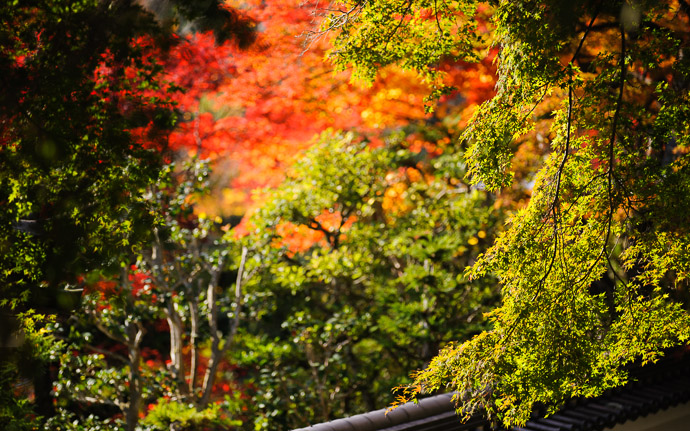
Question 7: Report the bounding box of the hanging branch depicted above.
[605,26,627,253]
[498,5,604,343]
[573,23,627,289]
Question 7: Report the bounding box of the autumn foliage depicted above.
[158,0,497,216]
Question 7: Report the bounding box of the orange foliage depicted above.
[273,221,327,254]
[153,0,498,217]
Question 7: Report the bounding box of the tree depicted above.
[326,0,690,426]
[238,130,502,429]
[135,160,255,412]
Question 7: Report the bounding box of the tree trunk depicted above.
[125,322,144,431]
[199,267,222,406]
[189,285,200,394]
[165,300,188,398]
[199,248,246,406]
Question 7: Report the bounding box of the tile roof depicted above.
[292,349,690,431]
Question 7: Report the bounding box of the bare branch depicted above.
[71,393,123,408]
[86,344,128,363]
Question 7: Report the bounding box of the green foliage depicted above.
[142,399,241,431]
[240,130,502,428]
[0,311,56,431]
[0,0,257,329]
[329,0,690,427]
[323,0,482,106]
[44,409,125,431]
[0,364,39,431]
[0,0,169,302]
[1,6,175,421]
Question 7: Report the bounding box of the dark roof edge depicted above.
[292,347,690,431]
[291,392,458,431]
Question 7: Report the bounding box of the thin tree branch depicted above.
[90,316,127,344]
[572,24,627,289]
[86,343,128,363]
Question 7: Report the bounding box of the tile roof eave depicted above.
[291,348,690,431]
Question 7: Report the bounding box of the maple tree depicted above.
[159,0,497,217]
[0,0,251,304]
[327,0,690,427]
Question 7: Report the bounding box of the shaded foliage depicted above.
[50,160,253,430]
[0,0,255,427]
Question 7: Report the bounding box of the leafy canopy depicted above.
[241,130,502,428]
[327,0,690,426]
